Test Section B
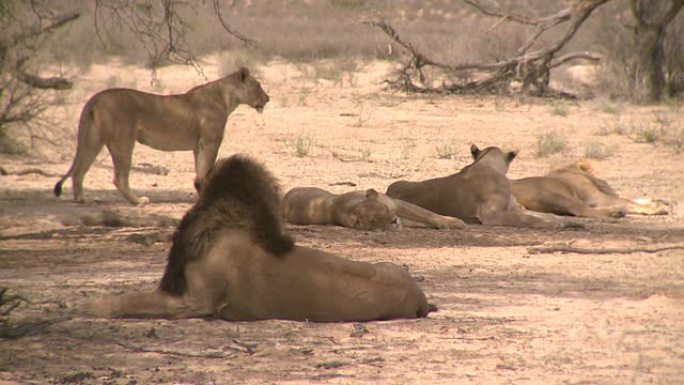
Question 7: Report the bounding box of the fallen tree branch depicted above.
[528,245,684,255]
[365,0,609,97]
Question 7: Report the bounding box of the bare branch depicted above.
[549,51,602,68]
[528,245,684,255]
[212,0,259,47]
[8,11,80,49]
[463,0,550,26]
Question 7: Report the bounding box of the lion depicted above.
[54,67,269,205]
[84,155,430,322]
[282,187,466,230]
[386,144,581,229]
[511,159,669,217]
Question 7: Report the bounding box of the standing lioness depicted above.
[54,67,269,205]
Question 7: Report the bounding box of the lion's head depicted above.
[346,189,401,231]
[226,67,270,113]
[470,144,518,175]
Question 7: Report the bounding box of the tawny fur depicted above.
[511,160,668,217]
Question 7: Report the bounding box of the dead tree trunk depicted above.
[630,0,684,102]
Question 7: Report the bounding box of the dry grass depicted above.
[289,134,314,157]
[435,142,457,159]
[550,102,570,117]
[583,141,614,159]
[536,130,568,157]
[595,109,684,153]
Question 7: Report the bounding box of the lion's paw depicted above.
[137,196,150,206]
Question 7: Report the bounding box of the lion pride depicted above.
[84,155,430,322]
[54,67,269,205]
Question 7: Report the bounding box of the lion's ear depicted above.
[470,144,481,159]
[365,189,379,199]
[237,67,250,82]
[507,150,519,162]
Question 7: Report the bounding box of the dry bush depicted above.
[536,130,568,157]
[583,141,614,159]
[550,102,571,117]
[289,135,314,158]
[435,142,457,159]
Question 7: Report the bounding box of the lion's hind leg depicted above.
[69,136,104,203]
[482,209,584,229]
[608,197,669,215]
[107,139,148,205]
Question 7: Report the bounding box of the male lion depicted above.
[386,144,580,228]
[511,159,669,217]
[282,187,466,230]
[84,155,430,322]
[54,67,269,205]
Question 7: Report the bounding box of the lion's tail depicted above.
[54,96,97,197]
[53,167,73,197]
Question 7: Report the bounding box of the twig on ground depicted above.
[112,337,256,358]
[113,340,232,358]
[1,317,72,339]
[527,245,684,255]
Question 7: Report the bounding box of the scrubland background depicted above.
[1,1,684,385]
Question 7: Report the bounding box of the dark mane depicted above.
[158,154,295,296]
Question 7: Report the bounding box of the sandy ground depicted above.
[1,59,684,385]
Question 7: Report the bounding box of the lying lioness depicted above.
[282,187,466,230]
[84,155,430,322]
[386,144,580,228]
[511,160,669,217]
